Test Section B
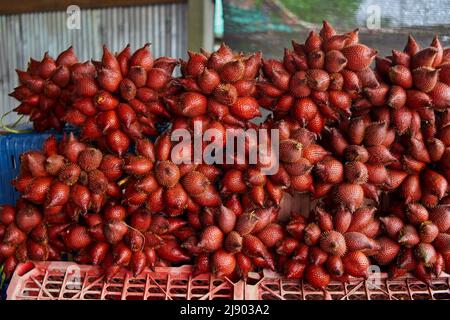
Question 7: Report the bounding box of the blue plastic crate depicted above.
[0,132,61,205]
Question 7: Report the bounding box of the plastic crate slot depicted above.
[171,279,188,286]
[305,294,323,300]
[106,285,123,293]
[83,292,101,299]
[212,279,225,286]
[331,294,345,300]
[104,294,121,300]
[408,282,428,290]
[281,283,301,292]
[191,279,208,286]
[146,293,166,300]
[129,278,146,285]
[127,286,145,293]
[429,282,449,290]
[412,293,432,300]
[353,294,370,300]
[260,292,278,300]
[191,288,209,295]
[126,294,145,300]
[433,292,450,299]
[62,292,78,299]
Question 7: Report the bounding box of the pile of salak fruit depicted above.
[1,21,450,290]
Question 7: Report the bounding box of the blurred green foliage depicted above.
[255,0,361,28]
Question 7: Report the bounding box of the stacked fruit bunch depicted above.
[186,206,282,279]
[165,43,262,127]
[10,47,79,132]
[266,119,331,194]
[278,206,380,288]
[2,21,450,290]
[64,44,178,155]
[11,134,123,217]
[0,201,71,279]
[257,21,378,134]
[371,35,449,128]
[121,130,221,217]
[374,202,450,282]
[307,116,399,211]
[220,119,331,210]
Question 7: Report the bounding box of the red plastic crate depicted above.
[7,261,450,300]
[244,269,450,300]
[6,262,243,300]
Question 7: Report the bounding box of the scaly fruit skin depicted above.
[59,45,178,153]
[11,48,79,132]
[279,207,379,288]
[123,133,221,214]
[257,21,377,134]
[13,135,122,215]
[174,43,262,126]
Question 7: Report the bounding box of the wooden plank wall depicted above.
[0,3,188,125]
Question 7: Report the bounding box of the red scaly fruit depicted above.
[224,231,243,253]
[90,242,110,265]
[326,255,344,277]
[324,50,347,73]
[216,205,237,234]
[415,243,437,265]
[379,215,404,239]
[374,236,400,265]
[279,139,303,163]
[112,242,132,266]
[130,251,147,276]
[303,223,321,246]
[27,241,49,260]
[242,234,274,269]
[429,206,450,232]
[3,224,27,245]
[422,169,447,200]
[211,249,236,276]
[341,44,377,71]
[63,225,92,250]
[344,161,368,184]
[22,177,52,204]
[156,239,190,263]
[276,238,300,256]
[164,183,188,211]
[419,222,439,243]
[434,233,450,254]
[104,220,128,244]
[46,181,70,208]
[230,96,261,120]
[342,251,370,278]
[257,223,284,248]
[198,225,224,252]
[315,158,344,184]
[333,183,364,212]
[305,265,330,289]
[320,231,347,256]
[15,204,42,233]
[344,232,379,253]
[0,205,16,226]
[106,130,130,156]
[411,47,438,69]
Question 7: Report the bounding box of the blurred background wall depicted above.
[222,0,450,58]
